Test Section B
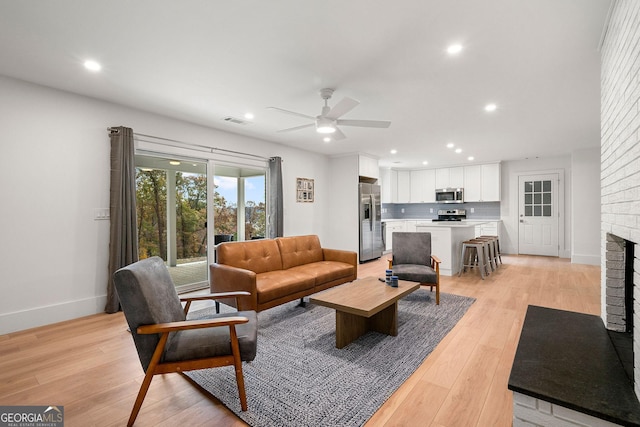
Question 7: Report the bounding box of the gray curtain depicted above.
[268,156,284,238]
[105,126,139,313]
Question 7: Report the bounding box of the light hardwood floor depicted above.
[0,254,600,426]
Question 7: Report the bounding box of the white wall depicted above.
[0,75,338,334]
[500,155,572,257]
[571,147,601,265]
[326,155,359,254]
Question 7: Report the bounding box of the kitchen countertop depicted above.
[508,305,640,425]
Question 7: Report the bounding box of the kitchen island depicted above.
[414,222,478,276]
[383,219,500,276]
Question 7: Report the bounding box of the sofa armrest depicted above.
[209,263,258,311]
[322,248,358,267]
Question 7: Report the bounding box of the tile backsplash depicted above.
[382,202,500,220]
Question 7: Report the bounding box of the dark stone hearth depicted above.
[508,305,640,426]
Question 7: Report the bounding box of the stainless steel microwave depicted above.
[435,188,464,203]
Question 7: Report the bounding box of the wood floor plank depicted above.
[0,254,601,427]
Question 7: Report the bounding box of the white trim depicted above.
[571,254,601,265]
[0,295,107,335]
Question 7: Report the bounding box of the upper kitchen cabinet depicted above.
[435,167,464,189]
[380,168,392,203]
[358,155,379,180]
[410,169,436,202]
[463,163,501,202]
[481,163,501,201]
[396,170,411,203]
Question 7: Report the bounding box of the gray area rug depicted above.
[185,289,475,427]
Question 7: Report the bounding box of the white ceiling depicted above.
[0,0,611,169]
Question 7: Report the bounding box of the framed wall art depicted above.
[296,178,314,203]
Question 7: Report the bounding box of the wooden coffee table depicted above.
[309,276,420,348]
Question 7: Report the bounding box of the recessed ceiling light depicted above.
[422,161,428,165]
[390,149,398,154]
[323,137,331,142]
[244,112,254,120]
[467,156,474,161]
[83,60,102,72]
[446,143,454,149]
[169,160,181,165]
[447,44,463,55]
[484,103,497,112]
[455,148,462,154]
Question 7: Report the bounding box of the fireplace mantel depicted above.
[508,305,640,425]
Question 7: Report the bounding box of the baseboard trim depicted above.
[571,254,601,265]
[0,295,107,335]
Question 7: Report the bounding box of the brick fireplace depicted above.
[601,0,640,402]
[604,234,636,386]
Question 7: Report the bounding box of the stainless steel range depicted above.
[432,209,466,222]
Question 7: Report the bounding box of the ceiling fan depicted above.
[267,88,391,140]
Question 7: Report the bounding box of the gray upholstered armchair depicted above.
[388,232,441,304]
[114,256,257,426]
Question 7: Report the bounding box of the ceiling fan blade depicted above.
[277,123,315,133]
[336,119,391,128]
[267,106,315,120]
[332,127,347,140]
[325,97,359,119]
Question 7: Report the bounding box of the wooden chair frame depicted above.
[126,291,252,427]
[388,255,441,304]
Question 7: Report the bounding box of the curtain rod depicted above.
[107,127,270,161]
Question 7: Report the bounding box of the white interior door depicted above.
[518,173,559,256]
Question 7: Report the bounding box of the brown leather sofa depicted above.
[210,235,357,312]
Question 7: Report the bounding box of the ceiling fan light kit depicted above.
[269,88,390,141]
[316,117,336,134]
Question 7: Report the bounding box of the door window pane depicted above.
[214,165,266,242]
[523,179,553,217]
[245,175,266,239]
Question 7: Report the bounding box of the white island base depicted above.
[415,223,478,276]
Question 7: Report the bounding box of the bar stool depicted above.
[480,235,502,265]
[459,239,489,279]
[475,236,498,271]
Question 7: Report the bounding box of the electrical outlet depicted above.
[429,208,433,213]
[470,208,475,213]
[401,208,405,213]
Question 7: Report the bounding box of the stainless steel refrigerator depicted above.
[358,183,383,262]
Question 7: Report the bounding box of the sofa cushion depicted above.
[277,235,324,270]
[217,239,283,274]
[256,270,315,304]
[288,261,355,285]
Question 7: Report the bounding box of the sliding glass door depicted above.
[135,154,208,292]
[134,154,267,292]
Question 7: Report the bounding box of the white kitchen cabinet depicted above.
[405,220,417,232]
[463,165,482,202]
[410,169,436,202]
[481,163,501,201]
[472,221,502,240]
[463,163,501,202]
[380,168,392,203]
[435,168,449,189]
[384,220,406,251]
[435,167,464,189]
[450,167,464,187]
[396,170,411,203]
[389,169,398,203]
[358,155,379,180]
